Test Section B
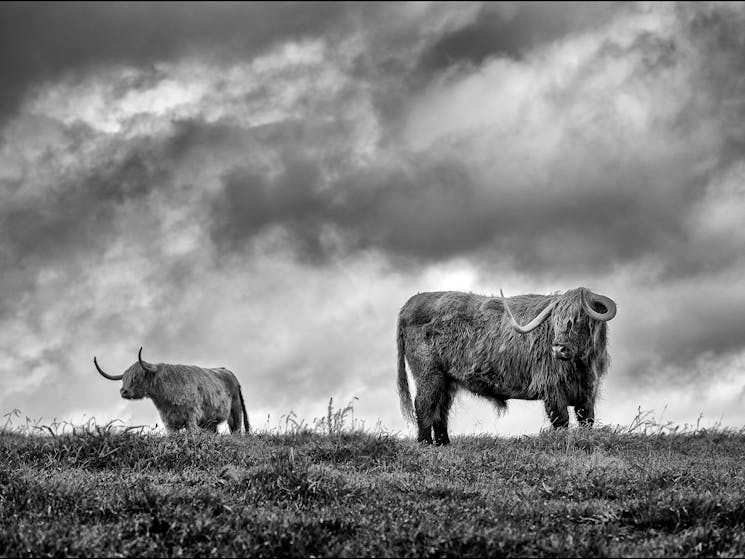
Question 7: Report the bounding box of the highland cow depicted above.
[397,288,617,444]
[94,348,250,434]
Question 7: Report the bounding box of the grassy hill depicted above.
[2,406,745,557]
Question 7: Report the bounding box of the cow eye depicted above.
[566,319,573,331]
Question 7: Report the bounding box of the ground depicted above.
[1,407,745,557]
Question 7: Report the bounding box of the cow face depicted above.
[548,288,613,361]
[550,314,591,361]
[94,347,159,399]
[120,362,156,399]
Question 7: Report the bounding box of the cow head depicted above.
[94,347,159,399]
[500,288,616,360]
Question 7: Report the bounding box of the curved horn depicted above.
[581,290,617,322]
[500,289,556,334]
[93,356,124,381]
[138,347,158,373]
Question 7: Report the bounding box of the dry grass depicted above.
[2,402,745,557]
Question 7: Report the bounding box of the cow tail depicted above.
[238,386,250,434]
[397,319,415,423]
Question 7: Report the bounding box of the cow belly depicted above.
[198,392,231,422]
[454,364,542,401]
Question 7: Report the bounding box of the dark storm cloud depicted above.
[211,156,329,260]
[0,2,348,122]
[206,123,710,278]
[7,2,744,280]
[188,3,736,278]
[660,301,745,367]
[611,284,745,387]
[681,4,745,171]
[419,2,630,71]
[1,131,171,268]
[208,149,499,265]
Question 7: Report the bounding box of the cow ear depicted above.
[482,299,504,312]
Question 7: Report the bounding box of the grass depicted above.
[2,402,745,557]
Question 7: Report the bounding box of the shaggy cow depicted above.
[94,348,250,434]
[397,288,617,444]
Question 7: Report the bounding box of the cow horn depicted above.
[138,347,158,373]
[93,357,124,381]
[581,290,617,322]
[500,289,556,334]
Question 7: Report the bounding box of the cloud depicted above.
[418,1,632,70]
[3,3,745,434]
[0,2,351,122]
[191,2,745,283]
[208,151,487,263]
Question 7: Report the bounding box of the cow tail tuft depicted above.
[238,386,250,434]
[397,320,415,423]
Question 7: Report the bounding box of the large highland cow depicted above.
[94,348,250,434]
[397,288,617,444]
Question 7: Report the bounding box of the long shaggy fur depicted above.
[115,361,250,435]
[397,320,415,423]
[238,386,251,433]
[396,288,611,443]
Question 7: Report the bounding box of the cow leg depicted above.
[432,420,450,446]
[544,401,570,429]
[575,403,595,427]
[414,372,453,445]
[433,383,455,446]
[162,417,181,435]
[158,410,178,435]
[228,397,242,434]
[227,412,239,433]
[415,394,433,444]
[185,417,200,434]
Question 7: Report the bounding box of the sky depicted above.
[2,1,745,437]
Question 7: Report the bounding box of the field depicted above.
[2,405,745,558]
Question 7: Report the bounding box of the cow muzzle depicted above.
[120,388,134,399]
[551,344,573,360]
